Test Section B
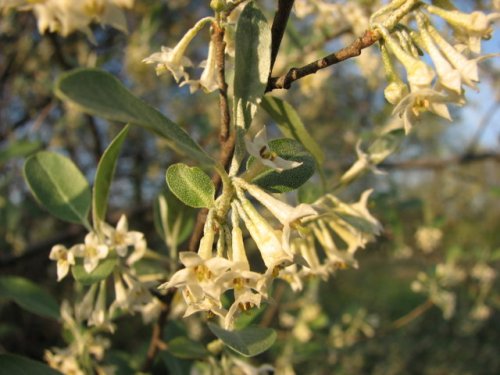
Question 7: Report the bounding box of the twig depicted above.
[379,152,500,170]
[189,22,235,252]
[269,0,295,75]
[391,299,434,330]
[141,290,176,372]
[266,29,380,91]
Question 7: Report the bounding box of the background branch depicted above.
[267,29,380,91]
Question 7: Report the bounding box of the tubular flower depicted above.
[142,17,213,82]
[234,194,292,272]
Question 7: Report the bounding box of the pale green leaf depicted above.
[261,96,324,165]
[153,188,196,246]
[0,354,62,375]
[168,337,209,359]
[93,125,129,226]
[207,323,276,357]
[55,69,214,165]
[234,2,271,129]
[0,276,60,320]
[0,139,43,164]
[247,138,315,192]
[24,151,91,225]
[166,164,215,208]
[71,257,118,285]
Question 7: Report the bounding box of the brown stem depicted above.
[391,299,434,330]
[189,22,235,252]
[269,0,295,75]
[266,29,380,92]
[142,290,176,372]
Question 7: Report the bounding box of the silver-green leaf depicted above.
[55,68,214,166]
[93,125,129,227]
[166,163,215,208]
[24,151,91,225]
[234,2,271,130]
[207,323,277,357]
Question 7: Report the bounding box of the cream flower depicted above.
[376,25,435,91]
[234,178,317,251]
[102,214,144,257]
[159,252,232,316]
[143,17,213,82]
[392,87,453,134]
[181,40,219,93]
[416,13,462,94]
[234,196,293,271]
[244,126,302,171]
[425,5,500,53]
[72,232,109,273]
[49,244,75,281]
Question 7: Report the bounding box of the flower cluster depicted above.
[0,0,134,40]
[49,215,145,280]
[160,173,381,329]
[373,2,499,133]
[44,301,114,375]
[49,215,161,331]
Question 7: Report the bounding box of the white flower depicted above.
[416,13,462,94]
[234,178,317,251]
[340,141,388,184]
[72,232,109,273]
[244,126,302,171]
[102,214,144,257]
[224,290,262,330]
[376,25,435,91]
[49,244,75,281]
[143,17,213,82]
[181,40,219,93]
[234,197,293,271]
[159,252,232,316]
[425,5,500,53]
[392,87,453,134]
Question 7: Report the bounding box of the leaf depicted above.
[0,354,63,375]
[24,151,91,225]
[71,257,118,285]
[261,96,324,166]
[0,139,43,164]
[93,125,129,226]
[159,352,192,375]
[207,323,276,357]
[153,187,196,246]
[234,2,271,130]
[168,337,209,359]
[0,276,60,320]
[247,138,315,192]
[55,69,214,166]
[166,163,215,208]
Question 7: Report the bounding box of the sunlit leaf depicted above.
[24,151,91,225]
[93,125,129,227]
[55,69,214,165]
[247,138,315,192]
[166,163,215,208]
[262,96,324,166]
[0,276,60,320]
[208,323,276,357]
[234,2,271,130]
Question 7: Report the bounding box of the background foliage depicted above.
[0,0,499,373]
